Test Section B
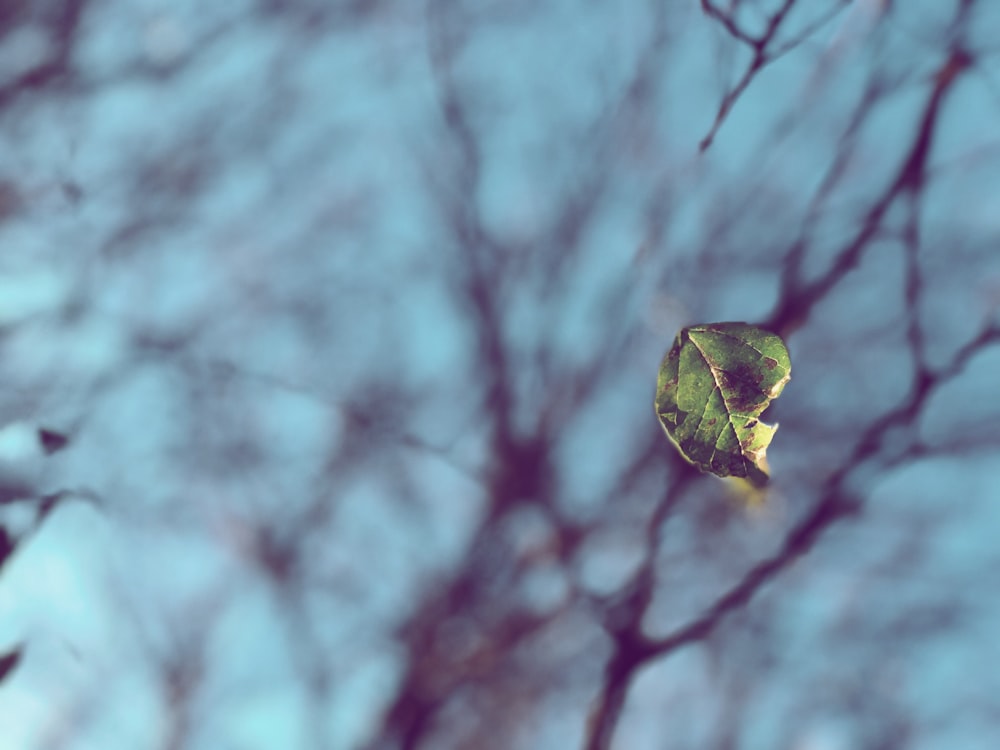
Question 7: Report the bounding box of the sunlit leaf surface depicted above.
[655,322,791,486]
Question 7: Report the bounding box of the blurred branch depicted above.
[0,0,85,110]
[770,45,974,337]
[699,0,852,151]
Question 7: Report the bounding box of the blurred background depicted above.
[2,1,1000,748]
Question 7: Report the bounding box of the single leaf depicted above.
[655,322,791,486]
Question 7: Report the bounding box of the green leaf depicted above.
[654,322,791,486]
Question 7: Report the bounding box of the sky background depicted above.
[2,1,1000,749]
